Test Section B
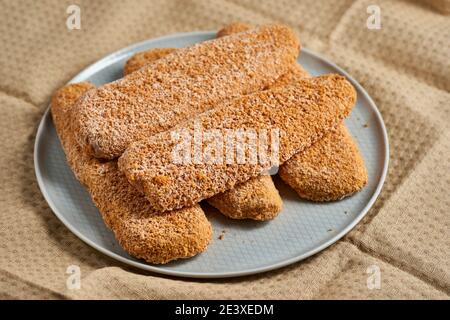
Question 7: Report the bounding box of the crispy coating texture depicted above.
[123,48,177,75]
[216,23,309,86]
[51,83,212,264]
[208,175,282,220]
[217,22,254,37]
[280,124,368,201]
[119,75,357,212]
[73,24,300,159]
[50,82,102,186]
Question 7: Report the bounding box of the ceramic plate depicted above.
[34,31,389,278]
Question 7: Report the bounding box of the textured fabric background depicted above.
[0,0,449,299]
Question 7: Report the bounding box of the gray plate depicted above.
[34,31,389,278]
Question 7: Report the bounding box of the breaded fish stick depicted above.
[51,83,212,264]
[123,47,283,221]
[119,75,357,212]
[268,63,368,201]
[216,22,254,38]
[74,24,300,159]
[208,175,282,220]
[280,124,368,201]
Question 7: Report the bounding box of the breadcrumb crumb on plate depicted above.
[34,31,388,278]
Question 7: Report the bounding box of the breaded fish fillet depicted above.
[268,62,368,201]
[216,22,254,38]
[280,124,368,201]
[123,45,283,221]
[51,83,212,264]
[208,175,282,220]
[119,75,356,212]
[74,24,300,159]
[123,48,177,75]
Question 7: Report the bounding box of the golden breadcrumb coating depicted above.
[51,83,212,264]
[119,75,356,212]
[216,22,254,37]
[208,175,282,220]
[271,63,309,86]
[216,23,308,87]
[123,48,177,75]
[73,24,300,159]
[280,124,368,201]
[50,82,101,186]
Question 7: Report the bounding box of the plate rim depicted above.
[34,31,389,278]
